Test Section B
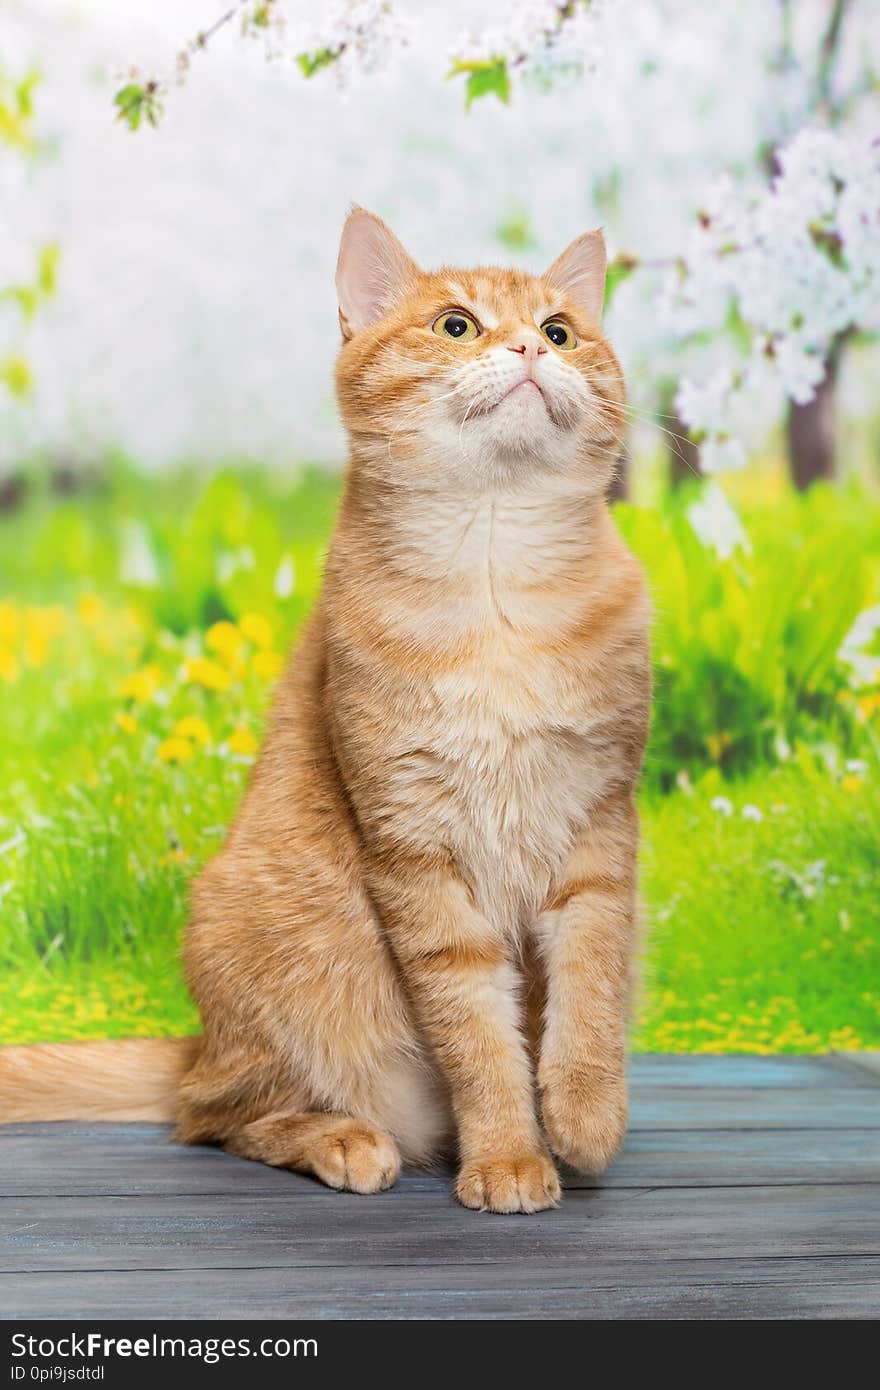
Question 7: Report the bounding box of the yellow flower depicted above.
[114,711,137,734]
[183,656,232,691]
[157,736,193,763]
[705,730,732,762]
[120,664,161,702]
[252,649,284,681]
[174,715,212,745]
[205,621,243,661]
[0,602,19,643]
[76,593,104,627]
[856,692,880,722]
[23,634,47,668]
[840,773,862,793]
[0,646,20,682]
[228,725,258,756]
[239,612,273,649]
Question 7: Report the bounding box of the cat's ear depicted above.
[336,206,420,339]
[543,229,607,326]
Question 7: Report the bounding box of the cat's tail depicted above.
[0,1037,200,1123]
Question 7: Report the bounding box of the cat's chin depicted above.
[458,404,577,473]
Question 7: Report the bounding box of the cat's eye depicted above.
[432,310,481,342]
[541,319,577,351]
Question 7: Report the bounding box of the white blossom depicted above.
[273,553,296,598]
[668,127,880,468]
[687,482,749,560]
[741,804,763,822]
[298,0,410,84]
[119,521,159,587]
[451,0,605,87]
[710,795,733,816]
[839,604,880,687]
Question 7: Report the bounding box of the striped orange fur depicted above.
[0,209,650,1214]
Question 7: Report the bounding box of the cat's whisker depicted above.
[593,397,703,481]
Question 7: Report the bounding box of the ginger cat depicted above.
[0,209,650,1214]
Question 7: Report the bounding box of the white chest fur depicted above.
[381,485,620,930]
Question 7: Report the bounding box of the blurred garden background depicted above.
[1,0,878,1053]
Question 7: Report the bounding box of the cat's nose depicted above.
[507,332,548,362]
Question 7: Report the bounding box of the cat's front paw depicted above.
[540,1065,628,1174]
[456,1148,561,1214]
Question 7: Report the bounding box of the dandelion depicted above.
[183,657,232,691]
[120,664,162,701]
[0,646,20,682]
[252,649,284,681]
[157,736,193,763]
[227,726,258,756]
[174,716,211,746]
[239,612,273,649]
[0,602,19,643]
[76,593,104,627]
[710,795,733,816]
[845,759,868,775]
[741,804,763,822]
[840,774,862,793]
[205,621,243,660]
[114,712,137,734]
[23,634,47,668]
[706,731,732,762]
[856,693,880,722]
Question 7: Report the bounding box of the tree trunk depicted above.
[787,344,841,491]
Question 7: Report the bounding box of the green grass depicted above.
[1,460,878,1050]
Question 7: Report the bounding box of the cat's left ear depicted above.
[336,206,420,339]
[543,229,606,326]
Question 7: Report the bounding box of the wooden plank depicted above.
[629,1054,870,1089]
[1,1125,877,1197]
[834,1052,880,1080]
[627,1086,880,1129]
[2,1185,878,1274]
[2,1258,878,1320]
[2,1079,876,1179]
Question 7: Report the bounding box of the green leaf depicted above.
[37,244,60,298]
[603,254,639,310]
[15,70,41,120]
[448,58,511,109]
[809,221,846,270]
[496,210,536,251]
[0,286,38,320]
[0,355,33,397]
[296,49,339,78]
[724,299,752,355]
[114,83,162,131]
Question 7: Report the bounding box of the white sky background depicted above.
[3,0,878,469]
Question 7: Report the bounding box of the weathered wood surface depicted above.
[1,1055,877,1320]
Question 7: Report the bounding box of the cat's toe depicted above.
[456,1149,560,1213]
[312,1122,401,1194]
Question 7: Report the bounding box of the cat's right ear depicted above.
[336,207,420,340]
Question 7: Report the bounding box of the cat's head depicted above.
[334,207,625,495]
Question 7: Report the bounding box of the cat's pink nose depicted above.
[507,333,547,361]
